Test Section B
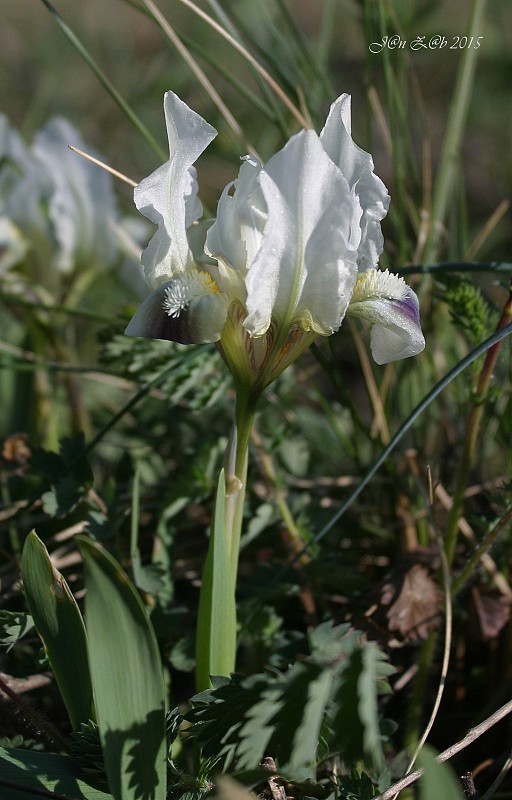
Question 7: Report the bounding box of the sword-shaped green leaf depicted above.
[76,535,166,800]
[21,530,94,730]
[0,746,113,800]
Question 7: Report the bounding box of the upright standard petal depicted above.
[244,130,359,337]
[206,155,265,277]
[320,94,390,271]
[135,92,217,290]
[347,269,425,364]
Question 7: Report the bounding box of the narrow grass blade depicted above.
[423,0,489,261]
[77,536,166,800]
[140,0,250,152]
[21,531,94,731]
[195,469,237,691]
[176,0,309,128]
[38,0,165,160]
[0,746,113,800]
[399,260,512,276]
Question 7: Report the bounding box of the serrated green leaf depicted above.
[77,535,166,800]
[358,644,386,777]
[307,621,356,663]
[234,678,282,770]
[0,745,113,800]
[0,610,35,651]
[188,624,394,779]
[21,531,94,730]
[285,665,332,778]
[418,746,465,800]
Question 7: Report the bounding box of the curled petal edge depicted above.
[347,269,425,364]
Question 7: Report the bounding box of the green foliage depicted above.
[77,535,167,800]
[21,531,95,731]
[1,1,512,799]
[438,275,493,348]
[187,623,393,783]
[0,745,114,800]
[100,334,231,412]
[71,720,108,787]
[0,610,35,651]
[0,735,44,751]
[418,746,465,800]
[30,433,94,517]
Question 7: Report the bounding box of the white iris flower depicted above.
[126,92,425,388]
[0,116,119,278]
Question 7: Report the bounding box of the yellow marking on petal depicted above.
[200,271,220,294]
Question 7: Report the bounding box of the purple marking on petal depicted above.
[395,295,421,325]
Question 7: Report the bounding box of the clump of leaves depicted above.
[30,433,93,517]
[71,720,107,787]
[99,332,231,412]
[438,275,493,348]
[185,622,395,787]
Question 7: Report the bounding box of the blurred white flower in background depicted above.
[0,115,146,298]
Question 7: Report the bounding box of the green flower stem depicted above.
[444,288,512,566]
[195,388,257,691]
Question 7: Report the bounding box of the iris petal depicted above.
[135,92,217,290]
[347,269,425,364]
[206,155,264,275]
[125,277,228,344]
[320,94,390,271]
[244,130,359,337]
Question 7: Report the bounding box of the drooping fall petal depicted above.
[347,269,425,364]
[125,270,228,344]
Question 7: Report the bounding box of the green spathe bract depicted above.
[77,535,167,800]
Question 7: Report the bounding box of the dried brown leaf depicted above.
[2,433,31,465]
[386,565,442,642]
[472,587,511,640]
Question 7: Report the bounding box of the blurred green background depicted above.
[2,0,511,258]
